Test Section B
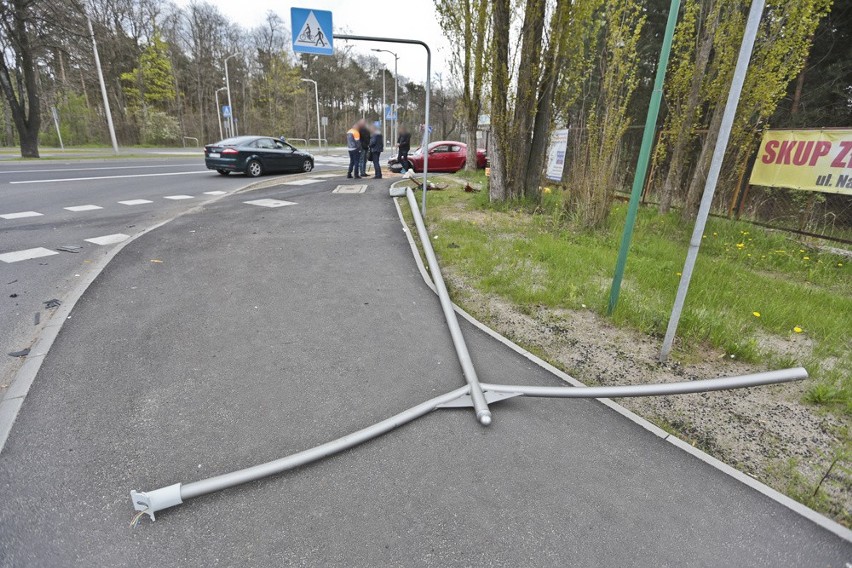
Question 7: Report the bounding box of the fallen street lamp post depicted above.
[128,182,809,522]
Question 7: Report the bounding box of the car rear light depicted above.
[221,148,238,155]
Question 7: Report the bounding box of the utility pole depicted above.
[224,54,237,137]
[607,0,680,314]
[215,87,227,140]
[660,0,766,361]
[300,78,321,153]
[372,49,399,147]
[381,68,386,149]
[86,8,118,154]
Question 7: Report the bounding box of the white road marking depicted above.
[0,163,199,175]
[333,185,367,194]
[85,233,130,246]
[118,199,153,206]
[311,173,340,178]
[0,210,43,219]
[281,178,322,186]
[243,199,296,208]
[0,247,58,263]
[203,190,227,195]
[64,205,103,212]
[9,171,208,184]
[164,195,194,200]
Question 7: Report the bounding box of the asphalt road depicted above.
[0,155,349,392]
[0,176,848,566]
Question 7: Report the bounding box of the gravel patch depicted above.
[443,271,852,525]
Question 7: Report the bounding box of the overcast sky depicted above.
[174,1,452,83]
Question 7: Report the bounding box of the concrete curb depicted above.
[0,170,333,454]
[390,183,852,543]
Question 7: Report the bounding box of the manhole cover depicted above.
[332,185,367,194]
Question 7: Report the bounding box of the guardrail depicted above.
[288,138,308,147]
[308,138,329,154]
[182,137,199,148]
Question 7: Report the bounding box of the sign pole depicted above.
[660,0,766,361]
[606,0,680,315]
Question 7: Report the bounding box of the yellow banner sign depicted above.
[749,129,852,195]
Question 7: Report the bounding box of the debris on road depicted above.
[9,293,18,298]
[43,299,61,309]
[34,312,40,325]
[56,245,83,253]
[8,348,30,358]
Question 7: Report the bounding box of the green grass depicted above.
[408,175,851,417]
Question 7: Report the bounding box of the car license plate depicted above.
[209,152,220,158]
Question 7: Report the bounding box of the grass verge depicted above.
[398,173,851,526]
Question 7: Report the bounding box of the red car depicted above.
[389,141,487,173]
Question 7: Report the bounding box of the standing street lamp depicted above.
[301,78,321,153]
[379,67,386,149]
[85,7,118,154]
[224,54,237,137]
[372,49,398,150]
[215,87,228,140]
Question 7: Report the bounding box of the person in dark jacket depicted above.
[396,126,411,172]
[369,125,384,179]
[358,122,371,175]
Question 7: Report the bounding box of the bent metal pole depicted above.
[406,187,492,425]
[131,386,472,521]
[130,368,806,520]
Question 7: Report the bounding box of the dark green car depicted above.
[204,136,315,177]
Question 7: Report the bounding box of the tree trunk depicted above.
[0,0,42,157]
[508,0,547,198]
[465,0,488,171]
[489,0,511,201]
[682,93,725,220]
[523,0,569,197]
[659,3,719,214]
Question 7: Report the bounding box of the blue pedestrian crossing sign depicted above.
[291,8,333,55]
[221,105,231,118]
[385,105,397,120]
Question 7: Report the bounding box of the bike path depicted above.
[0,177,848,566]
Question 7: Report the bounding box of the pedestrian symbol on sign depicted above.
[291,8,334,55]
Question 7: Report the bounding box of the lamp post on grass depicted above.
[224,54,237,137]
[215,87,228,140]
[372,49,398,148]
[300,78,321,153]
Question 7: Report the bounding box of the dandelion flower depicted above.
[803,256,810,261]
[676,272,682,276]
[736,243,745,249]
[752,311,761,318]
[839,262,844,267]
[793,326,803,333]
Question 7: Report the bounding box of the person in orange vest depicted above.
[346,120,364,179]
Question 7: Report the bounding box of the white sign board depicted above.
[546,128,569,182]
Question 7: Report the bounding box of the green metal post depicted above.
[606,0,681,315]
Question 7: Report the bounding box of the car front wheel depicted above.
[246,159,263,178]
[302,159,313,172]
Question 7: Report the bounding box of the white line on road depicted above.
[84,233,130,246]
[117,199,153,206]
[281,178,322,186]
[311,174,340,178]
[0,163,199,175]
[63,205,103,212]
[0,247,58,263]
[243,199,296,208]
[9,171,209,184]
[0,211,43,220]
[163,195,194,200]
[203,191,227,195]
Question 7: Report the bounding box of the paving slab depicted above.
[0,178,849,567]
